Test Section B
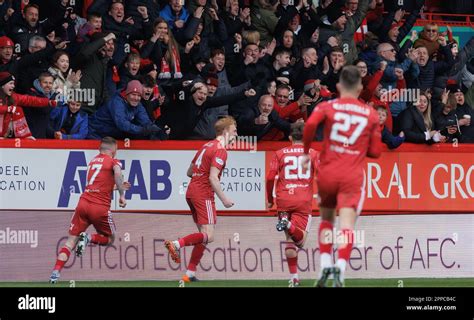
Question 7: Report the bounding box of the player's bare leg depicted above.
[316,207,336,287]
[165,224,214,282]
[332,207,357,288]
[76,232,115,257]
[284,231,307,287]
[181,224,214,282]
[50,235,79,283]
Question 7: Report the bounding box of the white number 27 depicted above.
[330,112,368,145]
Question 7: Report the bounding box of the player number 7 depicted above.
[330,112,368,145]
[87,164,103,185]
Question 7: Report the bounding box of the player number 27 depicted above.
[330,112,368,145]
[284,156,310,180]
[87,164,103,185]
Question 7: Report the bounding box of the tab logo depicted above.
[58,152,173,207]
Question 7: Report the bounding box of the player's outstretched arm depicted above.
[113,165,128,208]
[303,104,326,154]
[209,166,234,208]
[367,121,383,159]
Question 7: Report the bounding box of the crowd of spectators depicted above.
[0,0,473,146]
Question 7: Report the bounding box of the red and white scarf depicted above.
[158,47,182,79]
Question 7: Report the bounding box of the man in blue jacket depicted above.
[88,80,165,140]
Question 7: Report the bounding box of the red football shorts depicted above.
[278,211,312,233]
[186,198,217,225]
[69,199,116,237]
[316,173,366,215]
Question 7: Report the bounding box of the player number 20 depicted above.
[284,156,310,180]
[330,112,368,145]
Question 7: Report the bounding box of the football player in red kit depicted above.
[165,116,237,282]
[302,66,382,287]
[266,122,318,287]
[49,137,130,283]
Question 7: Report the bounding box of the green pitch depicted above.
[0,278,473,288]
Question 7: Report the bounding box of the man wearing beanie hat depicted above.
[88,80,166,140]
[205,73,219,96]
[0,34,61,82]
[0,36,17,73]
[0,72,15,88]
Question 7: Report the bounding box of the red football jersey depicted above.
[186,139,228,199]
[266,144,318,214]
[80,153,122,206]
[303,97,382,181]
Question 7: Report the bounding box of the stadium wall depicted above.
[0,211,472,280]
[0,140,473,280]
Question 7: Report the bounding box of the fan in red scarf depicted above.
[0,72,57,139]
[152,18,183,80]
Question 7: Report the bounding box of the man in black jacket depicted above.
[72,32,116,115]
[23,72,56,138]
[7,1,68,54]
[162,80,255,139]
[0,35,62,77]
[227,42,271,90]
[238,94,291,140]
[16,35,68,94]
[454,88,474,143]
[407,39,455,92]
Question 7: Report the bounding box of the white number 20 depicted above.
[330,112,368,145]
[284,156,310,180]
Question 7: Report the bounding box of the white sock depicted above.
[290,273,299,280]
[336,259,347,273]
[186,270,195,278]
[320,253,332,269]
[173,240,181,250]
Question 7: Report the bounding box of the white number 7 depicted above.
[330,112,368,145]
[87,164,103,185]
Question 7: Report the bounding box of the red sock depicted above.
[178,233,208,247]
[337,229,354,261]
[187,244,206,272]
[318,220,333,254]
[90,234,109,245]
[285,245,298,274]
[287,223,305,246]
[53,247,71,272]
